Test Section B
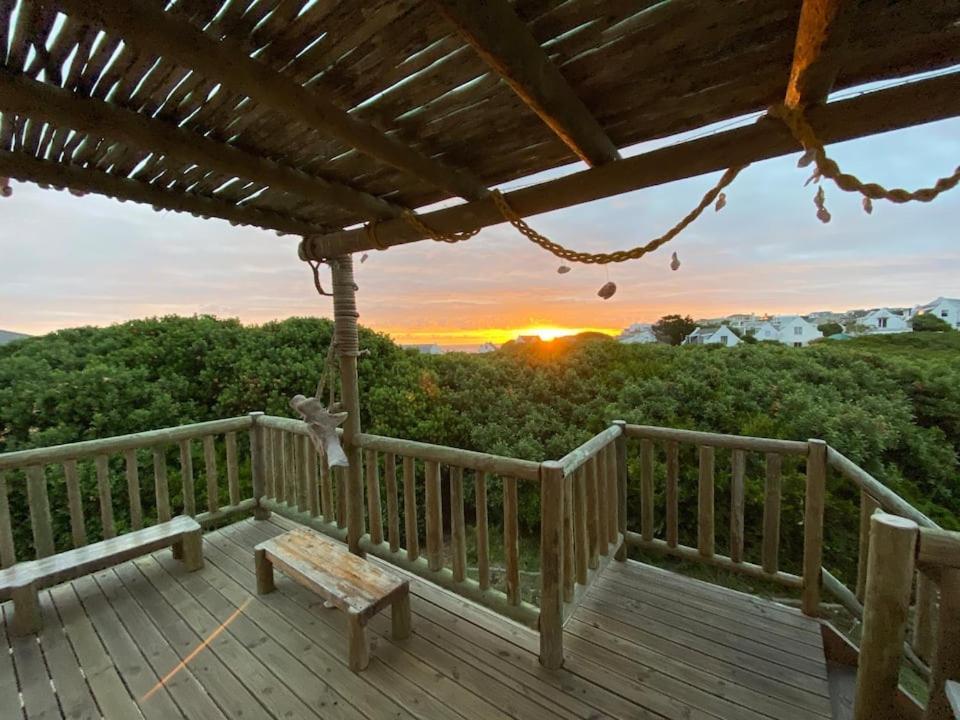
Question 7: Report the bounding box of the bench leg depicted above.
[180,529,204,572]
[10,583,41,636]
[347,614,369,672]
[255,548,275,594]
[391,589,411,640]
[171,539,183,560]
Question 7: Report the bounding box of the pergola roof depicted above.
[1,0,958,243]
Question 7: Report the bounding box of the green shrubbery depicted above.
[2,317,958,583]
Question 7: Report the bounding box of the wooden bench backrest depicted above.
[0,515,200,597]
[258,528,406,620]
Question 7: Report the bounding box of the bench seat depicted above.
[255,527,410,671]
[0,515,203,635]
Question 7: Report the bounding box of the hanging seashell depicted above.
[597,281,617,300]
[557,264,571,274]
[360,253,369,263]
[817,207,832,223]
[714,192,726,212]
[670,252,681,271]
[0,177,11,197]
[290,394,349,468]
[797,148,816,168]
[862,197,873,215]
[804,169,822,187]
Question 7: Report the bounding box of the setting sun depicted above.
[387,325,619,347]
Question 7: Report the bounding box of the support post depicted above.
[539,461,565,669]
[612,420,628,560]
[802,439,827,616]
[853,513,918,720]
[914,570,939,664]
[330,255,365,555]
[926,569,960,720]
[249,411,271,520]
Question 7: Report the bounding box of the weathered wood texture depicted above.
[803,440,828,616]
[785,0,859,107]
[0,515,837,720]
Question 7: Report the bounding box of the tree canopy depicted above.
[912,313,954,332]
[652,314,696,345]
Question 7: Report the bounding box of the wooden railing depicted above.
[0,414,265,566]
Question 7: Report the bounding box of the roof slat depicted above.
[785,0,859,108]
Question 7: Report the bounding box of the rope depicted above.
[400,209,482,244]
[767,103,960,204]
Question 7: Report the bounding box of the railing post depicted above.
[249,411,270,520]
[330,254,365,555]
[853,512,918,720]
[539,460,565,669]
[913,570,938,664]
[926,569,960,720]
[856,489,879,602]
[612,420,628,560]
[802,439,827,616]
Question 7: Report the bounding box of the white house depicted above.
[860,308,911,334]
[917,297,960,329]
[683,325,741,347]
[774,316,822,347]
[748,322,780,342]
[618,324,658,344]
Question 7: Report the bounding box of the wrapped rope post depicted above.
[330,254,366,555]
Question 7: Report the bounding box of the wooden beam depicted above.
[53,0,489,201]
[786,0,859,108]
[433,0,619,166]
[0,150,321,235]
[0,71,398,221]
[301,71,960,260]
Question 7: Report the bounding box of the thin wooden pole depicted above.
[331,255,364,554]
[914,571,939,665]
[124,450,142,530]
[857,490,880,601]
[95,454,115,539]
[504,476,520,605]
[665,441,679,548]
[596,448,609,557]
[249,411,270,520]
[179,439,195,516]
[730,449,746,563]
[475,471,490,590]
[225,431,240,507]
[365,449,383,545]
[305,435,318,518]
[640,438,655,543]
[853,513,918,720]
[574,466,589,585]
[0,471,16,567]
[563,471,575,602]
[450,466,467,583]
[586,455,599,569]
[539,461,565,669]
[425,460,443,571]
[762,453,782,574]
[203,435,219,514]
[63,460,86,548]
[606,444,617,545]
[153,448,171,523]
[384,453,399,553]
[802,439,827,616]
[403,456,419,561]
[925,569,960,720]
[613,420,628,561]
[26,465,55,558]
[698,446,715,559]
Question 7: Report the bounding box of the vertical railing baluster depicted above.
[26,465,55,558]
[425,460,442,571]
[384,453,399,552]
[913,571,937,664]
[125,450,143,530]
[802,439,827,616]
[226,431,240,507]
[284,431,296,507]
[403,456,419,561]
[95,454,116,539]
[504,475,520,605]
[606,444,617,545]
[249,412,270,521]
[665,441,679,548]
[320,453,334,522]
[640,439,654,542]
[0,470,15,567]
[539,461,565,669]
[153,448,171,523]
[574,465,588,584]
[586,455,599,569]
[614,420,628,560]
[925,570,960,720]
[762,452,782,574]
[698,446,715,558]
[450,466,466,582]
[730,449,745,563]
[563,470,574,602]
[475,471,489,590]
[179,439,195,516]
[336,466,347,527]
[365,449,383,545]
[63,459,87,547]
[296,435,308,510]
[597,449,609,556]
[856,490,879,602]
[306,438,319,518]
[204,435,219,513]
[276,430,287,505]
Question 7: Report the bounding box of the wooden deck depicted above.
[1,515,835,719]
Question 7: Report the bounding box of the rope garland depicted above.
[356,104,958,268]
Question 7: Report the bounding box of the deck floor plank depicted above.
[2,516,838,720]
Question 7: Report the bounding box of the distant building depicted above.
[402,344,443,355]
[477,343,498,353]
[860,308,911,334]
[774,316,822,347]
[916,297,960,329]
[682,325,741,347]
[617,324,658,344]
[748,322,780,342]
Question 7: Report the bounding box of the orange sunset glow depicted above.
[388,325,620,346]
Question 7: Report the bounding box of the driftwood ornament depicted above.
[290,394,349,468]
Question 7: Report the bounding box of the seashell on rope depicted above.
[557,265,571,274]
[670,252,681,271]
[0,177,11,197]
[597,281,617,300]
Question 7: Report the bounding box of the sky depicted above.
[2,110,959,348]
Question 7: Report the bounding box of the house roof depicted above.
[0,0,957,252]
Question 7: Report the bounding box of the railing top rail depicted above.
[623,424,809,455]
[355,432,542,482]
[827,447,937,529]
[557,424,622,476]
[0,416,253,471]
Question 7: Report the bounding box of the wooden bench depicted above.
[255,527,410,672]
[0,515,203,636]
